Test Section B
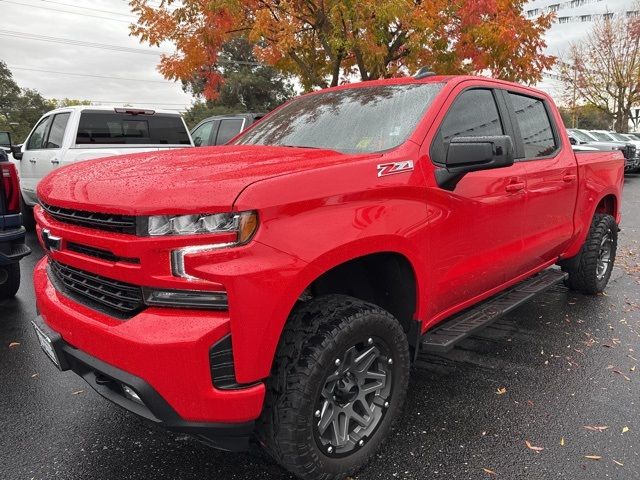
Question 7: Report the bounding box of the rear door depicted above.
[427,86,528,316]
[505,90,578,270]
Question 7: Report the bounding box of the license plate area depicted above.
[32,320,61,369]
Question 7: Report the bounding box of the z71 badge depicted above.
[377,160,414,177]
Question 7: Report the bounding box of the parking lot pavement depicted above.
[1,174,640,480]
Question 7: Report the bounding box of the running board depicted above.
[421,269,568,353]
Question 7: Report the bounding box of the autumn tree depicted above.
[129,0,555,99]
[560,12,640,133]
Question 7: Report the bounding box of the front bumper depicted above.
[0,224,31,265]
[34,256,265,446]
[32,315,255,451]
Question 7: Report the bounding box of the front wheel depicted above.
[562,213,618,294]
[257,295,410,480]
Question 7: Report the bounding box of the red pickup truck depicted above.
[32,75,623,480]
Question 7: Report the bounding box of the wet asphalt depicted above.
[1,174,640,480]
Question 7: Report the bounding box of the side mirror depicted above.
[569,136,577,145]
[435,135,514,190]
[10,145,23,160]
[194,137,202,147]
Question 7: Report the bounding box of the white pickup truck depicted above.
[12,106,193,223]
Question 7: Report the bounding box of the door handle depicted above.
[563,174,577,182]
[51,159,59,164]
[505,182,525,193]
[29,159,36,164]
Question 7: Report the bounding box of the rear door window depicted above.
[26,116,52,150]
[215,119,244,145]
[508,93,557,158]
[76,111,191,145]
[45,113,70,149]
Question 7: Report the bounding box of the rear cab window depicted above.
[507,92,558,159]
[76,111,191,145]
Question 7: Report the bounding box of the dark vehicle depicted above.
[190,113,264,147]
[0,132,31,299]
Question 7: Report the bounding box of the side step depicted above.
[421,269,568,353]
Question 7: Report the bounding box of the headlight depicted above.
[143,211,258,241]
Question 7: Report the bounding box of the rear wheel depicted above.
[257,295,410,480]
[562,213,617,294]
[0,263,20,299]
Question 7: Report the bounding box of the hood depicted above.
[38,145,378,215]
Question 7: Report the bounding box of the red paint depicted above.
[34,76,624,424]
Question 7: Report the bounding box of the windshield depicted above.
[589,131,613,142]
[609,132,629,142]
[234,83,444,154]
[569,129,592,143]
[626,133,640,141]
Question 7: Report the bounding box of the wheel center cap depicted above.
[334,375,359,404]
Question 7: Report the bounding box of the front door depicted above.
[20,115,52,205]
[426,87,528,320]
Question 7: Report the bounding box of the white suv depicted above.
[13,106,193,217]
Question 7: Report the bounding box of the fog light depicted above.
[122,384,143,404]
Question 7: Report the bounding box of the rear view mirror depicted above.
[0,131,11,149]
[10,145,22,160]
[435,135,514,190]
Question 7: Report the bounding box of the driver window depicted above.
[431,89,503,164]
[192,121,214,147]
[26,116,52,150]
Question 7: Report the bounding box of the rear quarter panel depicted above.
[561,149,624,259]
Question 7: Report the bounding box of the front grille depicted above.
[623,144,636,160]
[48,260,145,319]
[42,202,137,234]
[67,242,140,264]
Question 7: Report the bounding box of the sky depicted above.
[0,0,193,111]
[0,0,637,111]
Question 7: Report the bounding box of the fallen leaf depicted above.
[8,342,20,348]
[31,373,39,378]
[613,460,624,466]
[482,468,497,476]
[496,387,507,395]
[71,390,84,395]
[613,370,631,381]
[560,437,565,446]
[584,425,609,432]
[622,426,630,433]
[584,455,602,460]
[525,440,544,452]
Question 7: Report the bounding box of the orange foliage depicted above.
[129,0,555,99]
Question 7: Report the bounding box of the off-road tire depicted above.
[256,294,410,480]
[0,263,20,299]
[562,213,617,294]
